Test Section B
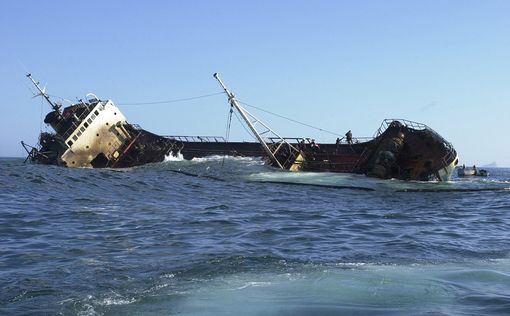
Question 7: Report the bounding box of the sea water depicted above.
[0,157,509,315]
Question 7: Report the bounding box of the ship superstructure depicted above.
[22,74,176,168]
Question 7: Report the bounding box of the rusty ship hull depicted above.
[169,119,458,181]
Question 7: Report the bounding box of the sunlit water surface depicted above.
[1,157,509,315]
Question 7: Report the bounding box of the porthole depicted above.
[106,122,109,126]
[96,133,99,137]
[86,145,89,149]
[72,161,75,164]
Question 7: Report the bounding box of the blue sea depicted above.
[1,156,509,315]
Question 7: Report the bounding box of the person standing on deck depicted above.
[345,130,353,145]
[310,139,320,152]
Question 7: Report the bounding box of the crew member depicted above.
[345,130,353,145]
[310,139,320,153]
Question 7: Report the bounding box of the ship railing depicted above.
[439,141,457,168]
[131,123,227,143]
[267,136,373,145]
[375,118,453,145]
[267,137,302,144]
[131,124,143,130]
[163,135,227,143]
[340,137,373,144]
[373,119,430,138]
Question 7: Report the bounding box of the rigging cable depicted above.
[238,100,343,137]
[39,97,43,134]
[232,111,257,142]
[46,87,342,139]
[222,106,234,167]
[117,92,225,105]
[45,92,224,106]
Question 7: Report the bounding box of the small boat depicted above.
[457,166,489,177]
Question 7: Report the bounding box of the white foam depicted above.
[98,297,136,306]
[191,155,261,163]
[160,273,175,279]
[235,281,272,290]
[165,151,184,161]
[77,303,97,316]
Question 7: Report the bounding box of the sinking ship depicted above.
[22,73,459,181]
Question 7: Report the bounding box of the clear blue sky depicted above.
[1,0,509,166]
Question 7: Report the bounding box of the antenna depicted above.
[26,73,60,112]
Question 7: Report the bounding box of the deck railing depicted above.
[163,135,227,142]
[267,136,373,144]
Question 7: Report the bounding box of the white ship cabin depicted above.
[60,96,133,168]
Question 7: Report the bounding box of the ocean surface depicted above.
[1,156,509,315]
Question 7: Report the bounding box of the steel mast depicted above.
[213,73,303,170]
[26,73,60,112]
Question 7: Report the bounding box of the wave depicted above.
[153,156,510,192]
[164,151,184,161]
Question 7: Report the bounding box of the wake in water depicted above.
[158,155,510,193]
[69,258,510,315]
[154,259,510,316]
